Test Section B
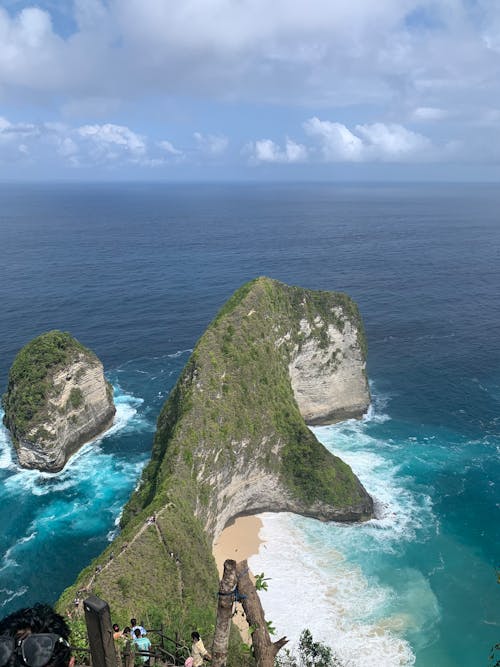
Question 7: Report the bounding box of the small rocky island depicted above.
[58,277,373,636]
[2,330,116,472]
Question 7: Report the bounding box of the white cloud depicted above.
[284,139,308,163]
[77,123,146,161]
[0,1,500,176]
[0,108,493,175]
[303,118,364,161]
[412,107,448,121]
[0,117,38,144]
[57,137,78,157]
[249,138,308,163]
[193,132,229,156]
[0,6,63,90]
[0,1,498,114]
[356,122,432,158]
[158,140,184,157]
[304,117,434,162]
[0,116,38,163]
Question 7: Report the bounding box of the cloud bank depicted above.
[0,1,499,176]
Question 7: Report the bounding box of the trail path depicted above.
[72,503,181,617]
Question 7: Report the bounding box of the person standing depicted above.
[130,619,147,637]
[132,628,151,665]
[190,631,211,666]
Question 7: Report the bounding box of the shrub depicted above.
[275,629,347,667]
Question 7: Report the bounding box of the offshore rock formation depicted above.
[2,331,115,473]
[57,278,372,639]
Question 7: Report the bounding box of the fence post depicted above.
[123,641,134,667]
[83,596,119,667]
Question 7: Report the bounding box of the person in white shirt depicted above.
[130,619,146,637]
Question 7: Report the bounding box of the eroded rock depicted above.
[2,331,116,472]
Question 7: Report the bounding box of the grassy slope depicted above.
[2,331,96,442]
[57,278,370,661]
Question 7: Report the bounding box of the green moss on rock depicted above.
[2,331,93,441]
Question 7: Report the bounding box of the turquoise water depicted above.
[0,183,498,665]
[0,353,190,609]
[251,386,499,665]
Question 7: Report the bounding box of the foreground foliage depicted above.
[275,630,347,667]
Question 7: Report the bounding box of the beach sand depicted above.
[212,515,264,642]
[213,514,263,572]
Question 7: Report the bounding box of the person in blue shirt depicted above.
[132,629,151,665]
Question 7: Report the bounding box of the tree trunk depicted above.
[236,560,288,667]
[212,559,238,667]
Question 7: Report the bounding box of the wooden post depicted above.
[83,596,119,667]
[211,559,238,667]
[236,560,288,667]
[123,641,134,667]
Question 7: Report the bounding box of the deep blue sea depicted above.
[0,183,498,666]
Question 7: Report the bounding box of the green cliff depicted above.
[2,330,116,472]
[57,278,373,651]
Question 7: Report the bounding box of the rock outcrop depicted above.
[2,331,116,472]
[57,278,372,640]
[289,309,369,424]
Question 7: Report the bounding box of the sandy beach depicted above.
[212,514,264,642]
[213,514,263,573]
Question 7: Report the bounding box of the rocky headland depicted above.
[57,277,372,646]
[2,330,116,473]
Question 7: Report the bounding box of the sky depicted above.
[1,0,500,180]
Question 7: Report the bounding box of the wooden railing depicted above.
[81,596,189,667]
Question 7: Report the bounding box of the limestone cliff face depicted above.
[289,312,369,425]
[58,278,372,633]
[2,331,115,473]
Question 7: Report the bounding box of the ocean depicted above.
[0,182,498,666]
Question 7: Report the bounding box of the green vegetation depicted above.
[58,277,370,665]
[275,629,346,667]
[2,330,94,441]
[69,387,84,410]
[67,618,90,665]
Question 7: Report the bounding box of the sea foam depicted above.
[249,400,439,667]
[0,386,149,598]
[0,587,28,608]
[0,387,145,494]
[250,513,416,667]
